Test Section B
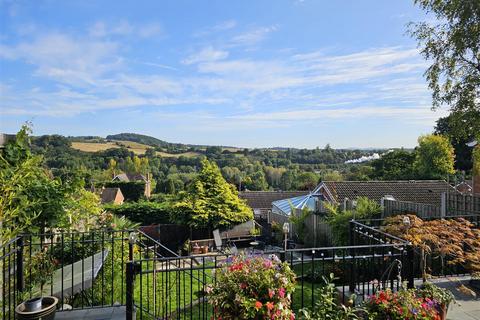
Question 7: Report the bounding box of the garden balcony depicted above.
[1,217,478,320]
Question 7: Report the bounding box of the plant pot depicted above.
[16,296,58,320]
[202,246,209,254]
[438,303,447,320]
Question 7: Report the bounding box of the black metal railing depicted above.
[126,242,411,320]
[1,237,23,320]
[1,229,136,319]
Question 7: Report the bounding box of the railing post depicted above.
[16,236,24,293]
[406,244,415,289]
[348,220,356,292]
[126,261,140,320]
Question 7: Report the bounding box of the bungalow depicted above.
[272,180,452,216]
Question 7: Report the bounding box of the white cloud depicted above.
[230,25,278,46]
[138,22,164,38]
[89,21,163,38]
[182,46,229,65]
[194,20,237,37]
[0,32,120,86]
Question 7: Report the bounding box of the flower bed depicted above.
[207,254,296,320]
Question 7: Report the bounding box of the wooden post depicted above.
[441,193,446,218]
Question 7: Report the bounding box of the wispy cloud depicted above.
[194,20,237,37]
[88,20,164,39]
[230,25,278,46]
[0,22,433,130]
[182,46,229,65]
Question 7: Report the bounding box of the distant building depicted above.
[100,187,124,205]
[112,173,151,198]
[0,134,15,148]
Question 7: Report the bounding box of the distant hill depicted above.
[106,133,171,148]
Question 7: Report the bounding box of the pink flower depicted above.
[268,289,275,298]
[279,287,285,298]
[290,313,295,320]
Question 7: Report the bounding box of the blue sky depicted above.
[0,0,446,148]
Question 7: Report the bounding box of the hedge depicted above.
[104,201,171,225]
[105,181,145,202]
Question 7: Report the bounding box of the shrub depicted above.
[104,201,172,225]
[298,273,360,320]
[324,197,381,245]
[207,254,296,320]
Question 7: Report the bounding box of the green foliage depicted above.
[324,197,381,246]
[105,181,146,201]
[435,110,480,171]
[104,201,171,225]
[172,159,253,229]
[414,134,455,179]
[473,145,480,176]
[289,207,311,244]
[0,125,105,242]
[409,0,480,114]
[299,273,360,320]
[418,282,455,307]
[371,149,415,180]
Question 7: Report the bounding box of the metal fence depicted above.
[126,220,414,320]
[0,229,136,319]
[0,237,22,320]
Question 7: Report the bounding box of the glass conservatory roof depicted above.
[272,193,320,216]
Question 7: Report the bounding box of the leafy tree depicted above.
[410,0,480,114]
[371,149,416,180]
[414,134,455,179]
[243,170,269,191]
[296,172,320,190]
[435,110,480,171]
[1,126,105,241]
[321,170,343,181]
[172,159,253,229]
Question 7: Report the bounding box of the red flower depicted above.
[266,302,274,311]
[255,301,263,310]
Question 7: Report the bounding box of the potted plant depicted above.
[16,249,59,320]
[207,254,296,319]
[365,288,441,320]
[419,282,455,320]
[192,242,201,254]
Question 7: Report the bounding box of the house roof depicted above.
[239,191,308,210]
[319,180,452,206]
[101,187,123,204]
[113,173,147,182]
